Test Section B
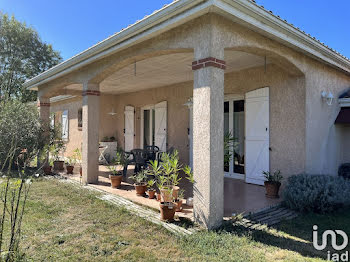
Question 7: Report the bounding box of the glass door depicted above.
[142,108,155,148]
[224,98,245,179]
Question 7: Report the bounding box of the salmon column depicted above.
[82,82,100,184]
[192,49,225,229]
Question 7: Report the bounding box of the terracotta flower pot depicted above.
[66,165,74,174]
[110,174,123,189]
[175,199,183,212]
[172,186,180,199]
[264,181,281,198]
[159,202,176,221]
[148,190,156,199]
[160,188,173,202]
[53,160,64,171]
[156,192,161,201]
[43,165,52,175]
[134,184,147,196]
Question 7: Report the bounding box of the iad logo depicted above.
[313,225,349,261]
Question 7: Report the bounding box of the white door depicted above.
[245,87,270,185]
[124,106,134,152]
[154,101,167,152]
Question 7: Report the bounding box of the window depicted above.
[143,109,155,147]
[78,108,82,130]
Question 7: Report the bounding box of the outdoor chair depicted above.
[123,149,148,177]
[145,145,160,162]
[99,146,109,165]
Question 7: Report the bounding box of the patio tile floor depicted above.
[63,165,282,220]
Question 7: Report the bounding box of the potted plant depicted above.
[65,155,76,175]
[52,140,65,171]
[147,179,156,199]
[43,158,53,175]
[130,170,148,196]
[148,150,194,221]
[175,189,185,212]
[107,150,125,189]
[263,170,283,198]
[107,165,123,188]
[73,148,82,176]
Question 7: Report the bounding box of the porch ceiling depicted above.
[64,51,268,95]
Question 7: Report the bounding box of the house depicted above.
[24,0,350,229]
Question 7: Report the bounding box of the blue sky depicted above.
[1,0,349,61]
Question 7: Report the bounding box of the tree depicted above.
[0,13,62,102]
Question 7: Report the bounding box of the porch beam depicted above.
[82,82,100,184]
[192,52,225,229]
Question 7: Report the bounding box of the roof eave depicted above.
[24,0,209,90]
[216,0,350,73]
[25,0,350,90]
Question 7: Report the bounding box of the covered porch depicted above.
[33,13,306,229]
[63,165,282,219]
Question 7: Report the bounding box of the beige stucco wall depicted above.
[47,13,350,178]
[51,63,305,178]
[50,97,82,158]
[304,64,350,175]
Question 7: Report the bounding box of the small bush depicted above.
[283,174,350,213]
[338,163,350,179]
[0,100,42,169]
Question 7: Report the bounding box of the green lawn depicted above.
[17,178,350,261]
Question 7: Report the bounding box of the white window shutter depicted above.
[155,101,167,152]
[245,87,269,185]
[124,106,135,152]
[50,113,55,128]
[62,110,69,140]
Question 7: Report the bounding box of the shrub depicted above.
[283,174,350,213]
[338,163,350,179]
[0,100,43,169]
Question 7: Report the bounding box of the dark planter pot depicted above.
[175,199,183,212]
[109,174,123,188]
[160,202,176,221]
[43,165,52,175]
[79,166,82,176]
[134,184,147,196]
[53,161,64,171]
[66,165,74,174]
[148,190,156,199]
[264,181,281,198]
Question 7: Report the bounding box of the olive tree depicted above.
[0,100,44,170]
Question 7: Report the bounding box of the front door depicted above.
[245,87,270,185]
[141,101,167,152]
